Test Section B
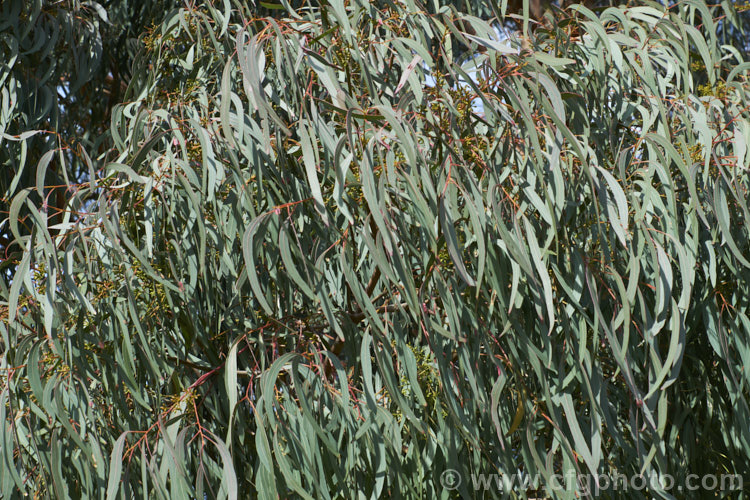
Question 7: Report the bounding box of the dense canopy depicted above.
[2,0,750,498]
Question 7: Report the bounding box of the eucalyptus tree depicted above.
[2,0,750,498]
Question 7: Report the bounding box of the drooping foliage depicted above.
[2,0,750,498]
[0,0,182,256]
